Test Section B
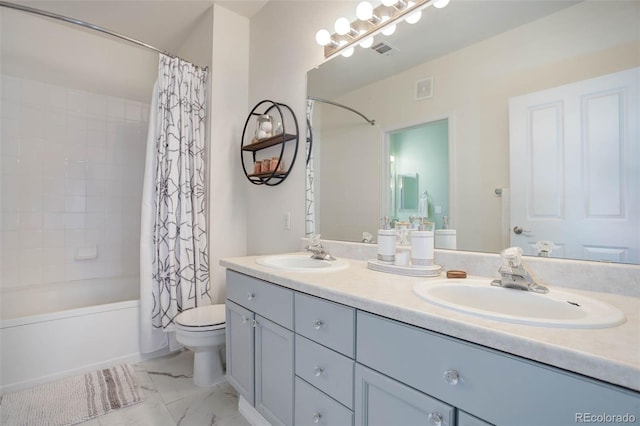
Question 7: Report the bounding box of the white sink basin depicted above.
[256,254,349,272]
[413,278,625,328]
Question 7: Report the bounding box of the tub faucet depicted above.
[305,234,336,261]
[491,247,549,294]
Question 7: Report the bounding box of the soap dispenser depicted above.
[411,219,434,266]
[377,216,396,264]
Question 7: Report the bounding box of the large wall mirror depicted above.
[306,0,639,264]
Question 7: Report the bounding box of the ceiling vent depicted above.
[371,42,396,56]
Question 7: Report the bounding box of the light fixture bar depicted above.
[323,0,434,60]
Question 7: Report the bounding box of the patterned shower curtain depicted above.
[140,54,210,353]
[305,99,316,236]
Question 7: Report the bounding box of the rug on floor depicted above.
[0,364,144,425]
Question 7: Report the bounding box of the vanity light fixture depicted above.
[316,0,449,60]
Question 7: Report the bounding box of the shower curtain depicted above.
[140,54,210,353]
[305,99,316,236]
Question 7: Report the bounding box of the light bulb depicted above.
[338,40,354,58]
[315,29,331,46]
[380,16,396,36]
[382,0,397,6]
[356,1,374,20]
[334,17,351,35]
[341,46,355,57]
[359,33,374,48]
[405,1,421,24]
[433,0,450,8]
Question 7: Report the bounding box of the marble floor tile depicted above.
[89,349,246,426]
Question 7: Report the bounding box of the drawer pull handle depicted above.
[247,292,255,300]
[241,315,248,324]
[312,412,322,424]
[313,366,324,377]
[251,319,258,328]
[313,319,324,330]
[428,412,443,426]
[443,369,459,385]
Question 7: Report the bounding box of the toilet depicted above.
[174,304,226,387]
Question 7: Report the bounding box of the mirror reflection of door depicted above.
[385,119,450,229]
[509,67,639,263]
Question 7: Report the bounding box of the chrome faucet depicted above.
[491,247,549,294]
[305,234,336,261]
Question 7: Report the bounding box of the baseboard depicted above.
[238,395,272,426]
[0,352,144,395]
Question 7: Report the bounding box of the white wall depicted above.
[247,1,355,254]
[0,7,157,102]
[209,5,250,301]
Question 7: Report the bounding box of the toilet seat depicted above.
[175,304,225,332]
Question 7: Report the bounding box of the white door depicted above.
[509,68,639,263]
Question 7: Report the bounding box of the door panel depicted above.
[225,300,254,404]
[255,315,294,426]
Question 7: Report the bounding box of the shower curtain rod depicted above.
[308,96,376,126]
[0,1,205,69]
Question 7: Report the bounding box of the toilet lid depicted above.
[175,304,225,328]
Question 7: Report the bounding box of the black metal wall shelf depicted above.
[240,100,299,186]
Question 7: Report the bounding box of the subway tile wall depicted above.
[0,75,149,288]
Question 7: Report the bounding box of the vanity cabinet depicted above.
[225,269,639,426]
[357,311,640,426]
[225,271,294,426]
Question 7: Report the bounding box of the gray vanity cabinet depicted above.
[225,269,639,426]
[225,270,294,426]
[357,311,640,426]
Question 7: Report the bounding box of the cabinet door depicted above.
[225,301,255,405]
[255,315,294,426]
[355,364,454,426]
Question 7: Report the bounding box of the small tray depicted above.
[367,259,442,277]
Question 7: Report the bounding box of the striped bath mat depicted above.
[1,364,144,425]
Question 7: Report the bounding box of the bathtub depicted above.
[1,277,141,393]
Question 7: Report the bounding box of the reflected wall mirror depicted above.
[306,0,640,264]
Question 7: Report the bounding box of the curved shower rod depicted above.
[308,96,376,126]
[0,1,205,69]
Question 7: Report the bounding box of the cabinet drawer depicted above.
[226,270,293,329]
[357,311,640,426]
[355,364,455,426]
[295,377,354,426]
[295,292,355,357]
[296,335,354,408]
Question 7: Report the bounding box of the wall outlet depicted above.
[435,205,442,214]
[283,212,291,230]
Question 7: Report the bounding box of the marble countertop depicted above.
[220,254,640,392]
